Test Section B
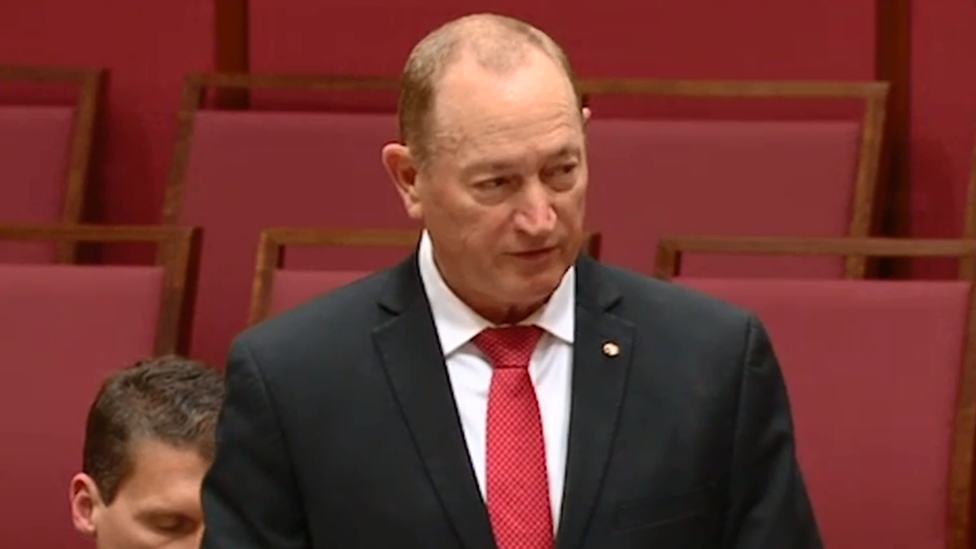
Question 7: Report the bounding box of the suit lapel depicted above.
[556,257,635,549]
[372,256,497,549]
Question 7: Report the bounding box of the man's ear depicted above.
[381,143,424,220]
[582,106,591,126]
[69,473,103,537]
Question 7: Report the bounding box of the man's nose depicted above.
[515,183,557,237]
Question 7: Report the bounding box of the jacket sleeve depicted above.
[201,337,310,549]
[721,315,824,549]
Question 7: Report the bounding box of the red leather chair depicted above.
[655,235,976,549]
[162,73,404,364]
[581,78,888,278]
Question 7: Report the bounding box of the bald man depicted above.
[201,13,822,549]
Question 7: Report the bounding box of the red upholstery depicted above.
[177,111,410,364]
[676,277,969,549]
[0,106,73,263]
[268,269,372,319]
[587,120,861,276]
[0,265,165,549]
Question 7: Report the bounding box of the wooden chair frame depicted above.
[161,72,888,278]
[0,224,200,355]
[962,135,976,277]
[248,227,602,325]
[0,66,105,262]
[654,234,976,549]
[655,235,973,281]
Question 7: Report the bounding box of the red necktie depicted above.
[473,326,554,549]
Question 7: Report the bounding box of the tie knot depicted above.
[473,325,544,369]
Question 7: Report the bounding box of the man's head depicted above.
[69,355,224,549]
[382,13,591,324]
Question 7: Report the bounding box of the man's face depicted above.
[70,439,209,549]
[386,50,590,321]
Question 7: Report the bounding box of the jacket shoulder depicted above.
[231,265,395,363]
[598,262,755,332]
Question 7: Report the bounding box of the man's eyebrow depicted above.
[461,159,519,177]
[135,506,196,521]
[547,145,582,160]
[460,145,582,176]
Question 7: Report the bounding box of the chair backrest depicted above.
[0,224,199,549]
[0,66,104,263]
[579,79,888,279]
[655,236,976,549]
[247,227,602,324]
[163,72,399,225]
[0,224,200,353]
[161,73,404,365]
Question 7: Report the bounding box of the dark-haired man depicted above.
[69,355,224,549]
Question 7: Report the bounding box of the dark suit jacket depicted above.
[201,254,822,549]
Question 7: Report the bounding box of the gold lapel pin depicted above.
[602,341,620,357]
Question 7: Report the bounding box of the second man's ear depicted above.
[69,473,103,537]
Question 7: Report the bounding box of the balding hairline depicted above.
[397,14,580,167]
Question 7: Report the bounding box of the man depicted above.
[69,355,225,549]
[201,12,822,549]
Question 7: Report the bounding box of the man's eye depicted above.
[477,177,509,189]
[547,163,577,177]
[151,516,190,533]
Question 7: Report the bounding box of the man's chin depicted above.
[516,273,565,303]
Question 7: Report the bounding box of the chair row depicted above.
[2,65,894,277]
[2,65,904,363]
[6,220,975,367]
[3,223,976,549]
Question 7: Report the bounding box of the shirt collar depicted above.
[417,231,575,356]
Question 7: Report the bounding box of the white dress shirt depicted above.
[417,232,575,528]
